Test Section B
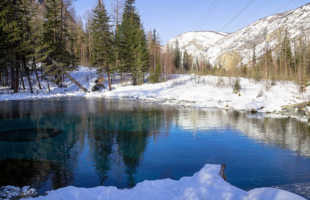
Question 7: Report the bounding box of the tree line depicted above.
[0,0,90,93]
[171,29,310,91]
[0,0,177,94]
[4,0,305,95]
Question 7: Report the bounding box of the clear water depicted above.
[0,97,310,195]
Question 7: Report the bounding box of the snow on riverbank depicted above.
[99,75,310,113]
[24,164,305,200]
[1,67,310,114]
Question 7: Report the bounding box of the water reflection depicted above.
[0,97,309,194]
[175,109,310,156]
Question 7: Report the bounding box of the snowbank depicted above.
[24,164,305,200]
[1,67,310,115]
[92,74,310,114]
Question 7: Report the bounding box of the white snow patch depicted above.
[90,75,310,114]
[1,67,310,115]
[24,164,305,200]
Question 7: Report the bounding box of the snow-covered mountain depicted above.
[168,3,310,69]
[167,31,228,58]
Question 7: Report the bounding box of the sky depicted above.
[74,0,310,44]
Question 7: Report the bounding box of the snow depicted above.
[167,3,310,66]
[23,164,305,200]
[1,67,309,115]
[1,68,309,199]
[0,67,97,101]
[92,74,309,114]
[0,186,37,200]
[166,31,227,58]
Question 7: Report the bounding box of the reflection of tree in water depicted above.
[0,99,85,190]
[116,109,163,187]
[0,159,64,189]
[87,105,166,187]
[176,109,310,157]
[0,99,173,189]
[88,114,114,184]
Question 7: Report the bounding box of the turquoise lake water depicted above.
[0,97,310,195]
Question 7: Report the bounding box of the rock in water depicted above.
[0,186,37,200]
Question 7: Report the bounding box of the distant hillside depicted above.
[167,31,228,58]
[168,3,310,69]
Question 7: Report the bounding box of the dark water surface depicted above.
[0,97,310,195]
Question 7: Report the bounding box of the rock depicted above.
[0,186,37,200]
[92,83,105,92]
[92,78,106,92]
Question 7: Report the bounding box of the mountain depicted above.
[168,3,310,69]
[167,31,228,58]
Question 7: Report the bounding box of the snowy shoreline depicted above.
[1,67,310,122]
[19,164,306,200]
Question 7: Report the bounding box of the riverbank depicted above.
[21,164,306,200]
[1,67,310,121]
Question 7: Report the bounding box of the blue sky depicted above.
[74,0,310,44]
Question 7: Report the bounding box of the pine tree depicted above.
[36,0,76,87]
[148,29,161,83]
[119,0,149,85]
[173,40,181,70]
[20,0,38,93]
[89,0,114,91]
[183,50,192,71]
[0,0,29,93]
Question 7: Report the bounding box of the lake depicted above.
[0,97,310,196]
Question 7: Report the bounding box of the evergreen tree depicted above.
[148,29,161,83]
[36,0,76,87]
[89,0,114,91]
[173,40,181,70]
[119,0,149,85]
[183,50,192,71]
[0,0,31,92]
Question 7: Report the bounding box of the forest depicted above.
[0,0,168,93]
[1,0,310,94]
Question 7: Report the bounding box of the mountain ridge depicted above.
[167,3,310,69]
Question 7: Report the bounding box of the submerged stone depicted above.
[0,128,62,142]
[0,185,37,200]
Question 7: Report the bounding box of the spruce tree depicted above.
[37,0,76,87]
[119,0,149,85]
[89,0,114,91]
[183,50,192,72]
[0,0,26,92]
[173,40,181,70]
[148,30,161,83]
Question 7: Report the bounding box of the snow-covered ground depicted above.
[99,75,309,114]
[1,67,309,115]
[1,67,309,199]
[22,164,305,200]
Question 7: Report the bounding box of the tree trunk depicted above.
[47,79,51,93]
[24,58,33,93]
[33,58,42,90]
[107,71,112,91]
[64,71,88,93]
[0,71,2,86]
[14,64,19,93]
[20,72,25,90]
[5,67,9,86]
[11,66,14,90]
[50,59,88,92]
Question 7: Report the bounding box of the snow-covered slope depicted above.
[167,31,228,58]
[169,3,310,69]
[26,164,305,200]
[208,3,310,68]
